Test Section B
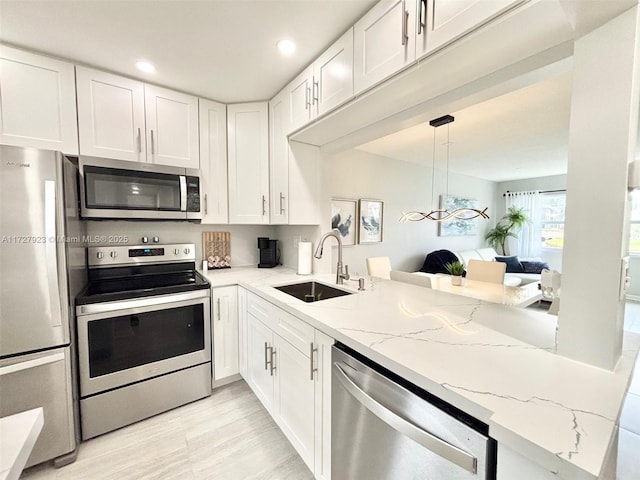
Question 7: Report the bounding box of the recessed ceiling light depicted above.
[277,39,296,56]
[135,61,156,74]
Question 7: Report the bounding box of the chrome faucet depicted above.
[314,230,350,285]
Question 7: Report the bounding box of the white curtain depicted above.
[505,190,541,258]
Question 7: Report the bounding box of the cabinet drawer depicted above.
[272,307,315,357]
[247,292,273,327]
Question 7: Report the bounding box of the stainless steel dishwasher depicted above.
[332,344,496,479]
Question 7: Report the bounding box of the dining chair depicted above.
[390,270,432,288]
[366,256,392,279]
[465,259,506,284]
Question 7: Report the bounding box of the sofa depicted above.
[454,248,545,286]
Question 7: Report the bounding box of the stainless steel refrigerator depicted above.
[0,145,86,467]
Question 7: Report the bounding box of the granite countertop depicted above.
[203,266,640,480]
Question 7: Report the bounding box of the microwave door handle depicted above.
[180,176,187,212]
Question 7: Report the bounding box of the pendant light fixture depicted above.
[400,114,489,223]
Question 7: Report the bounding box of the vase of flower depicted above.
[445,261,465,286]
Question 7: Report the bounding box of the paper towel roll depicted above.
[297,241,312,275]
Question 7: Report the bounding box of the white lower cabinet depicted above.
[241,290,334,477]
[211,286,239,385]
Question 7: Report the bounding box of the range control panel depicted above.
[88,243,196,267]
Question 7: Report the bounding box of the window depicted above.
[630,190,640,254]
[540,192,566,249]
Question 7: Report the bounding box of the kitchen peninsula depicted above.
[204,266,640,480]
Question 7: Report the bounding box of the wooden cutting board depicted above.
[202,231,231,269]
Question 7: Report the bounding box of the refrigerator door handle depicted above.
[0,352,65,376]
[45,180,63,327]
[333,362,478,474]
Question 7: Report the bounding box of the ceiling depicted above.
[356,72,574,183]
[0,0,376,103]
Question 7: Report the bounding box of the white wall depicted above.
[86,221,276,267]
[304,149,497,276]
[496,174,566,270]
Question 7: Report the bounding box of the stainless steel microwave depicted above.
[79,157,202,220]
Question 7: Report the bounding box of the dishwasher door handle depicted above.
[333,363,478,474]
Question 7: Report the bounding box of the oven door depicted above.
[77,290,210,397]
[79,157,188,220]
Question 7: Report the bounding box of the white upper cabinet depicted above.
[199,98,228,224]
[144,85,199,168]
[0,45,78,154]
[227,102,269,224]
[287,65,314,134]
[417,0,524,57]
[76,66,146,162]
[269,90,289,225]
[354,0,417,95]
[314,28,354,116]
[77,66,198,167]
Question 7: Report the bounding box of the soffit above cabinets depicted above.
[0,0,376,103]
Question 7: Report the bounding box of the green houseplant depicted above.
[484,206,529,255]
[445,261,465,286]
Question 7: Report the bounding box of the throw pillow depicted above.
[520,260,550,274]
[494,255,524,273]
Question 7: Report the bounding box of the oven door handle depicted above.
[77,290,210,316]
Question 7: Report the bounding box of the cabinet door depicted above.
[227,102,269,224]
[199,98,228,224]
[314,28,354,116]
[286,66,314,134]
[313,331,335,480]
[418,0,523,56]
[269,90,289,225]
[76,66,146,162]
[145,85,199,168]
[212,286,238,384]
[353,0,417,95]
[246,314,274,414]
[273,335,315,471]
[0,45,78,155]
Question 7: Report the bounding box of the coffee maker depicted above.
[258,237,279,268]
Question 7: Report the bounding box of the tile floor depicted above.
[20,381,312,480]
[20,303,640,480]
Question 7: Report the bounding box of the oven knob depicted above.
[141,236,148,244]
[96,251,104,259]
[174,248,180,255]
[110,251,118,259]
[153,236,160,243]
[184,248,190,255]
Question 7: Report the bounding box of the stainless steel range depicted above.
[75,243,211,439]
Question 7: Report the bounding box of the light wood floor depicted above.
[21,380,313,480]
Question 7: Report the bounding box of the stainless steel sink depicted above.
[274,281,352,302]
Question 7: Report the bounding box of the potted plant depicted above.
[445,261,465,286]
[484,206,529,255]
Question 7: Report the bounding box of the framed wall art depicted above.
[439,195,479,237]
[358,199,383,244]
[331,198,358,246]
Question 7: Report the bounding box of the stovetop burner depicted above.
[76,243,210,305]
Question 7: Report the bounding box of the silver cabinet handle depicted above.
[264,342,271,371]
[217,298,221,321]
[137,127,142,153]
[333,363,478,474]
[401,0,409,46]
[270,348,276,376]
[204,193,208,215]
[309,343,318,381]
[312,77,319,105]
[279,192,285,214]
[150,129,155,154]
[44,181,63,327]
[262,195,267,215]
[418,0,426,35]
[305,85,311,110]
